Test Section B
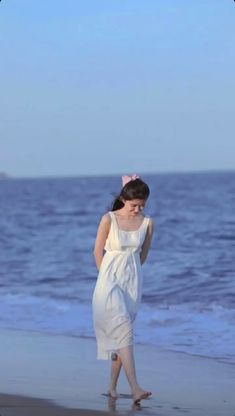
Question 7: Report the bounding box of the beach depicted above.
[0,328,234,416]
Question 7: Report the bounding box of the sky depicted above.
[0,0,235,178]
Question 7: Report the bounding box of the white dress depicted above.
[92,210,150,360]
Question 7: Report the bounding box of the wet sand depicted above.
[0,328,234,415]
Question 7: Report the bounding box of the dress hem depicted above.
[97,341,134,360]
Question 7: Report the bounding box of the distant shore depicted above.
[1,169,235,181]
[0,171,10,179]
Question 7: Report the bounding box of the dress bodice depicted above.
[104,211,150,253]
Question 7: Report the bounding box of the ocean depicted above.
[0,171,234,364]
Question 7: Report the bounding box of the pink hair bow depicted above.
[122,174,140,187]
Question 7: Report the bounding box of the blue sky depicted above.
[1,0,235,177]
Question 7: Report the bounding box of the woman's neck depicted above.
[115,209,142,220]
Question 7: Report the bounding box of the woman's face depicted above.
[122,198,146,215]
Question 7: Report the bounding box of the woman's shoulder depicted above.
[143,212,151,220]
[100,211,112,223]
[143,214,155,228]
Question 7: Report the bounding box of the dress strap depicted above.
[108,211,115,225]
[108,211,114,220]
[139,216,150,239]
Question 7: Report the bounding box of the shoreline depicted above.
[0,328,234,415]
[1,324,233,367]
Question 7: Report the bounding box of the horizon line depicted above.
[1,167,235,180]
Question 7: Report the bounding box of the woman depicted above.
[92,174,154,405]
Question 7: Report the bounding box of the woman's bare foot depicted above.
[132,388,152,404]
[107,387,120,399]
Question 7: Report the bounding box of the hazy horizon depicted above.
[1,167,235,181]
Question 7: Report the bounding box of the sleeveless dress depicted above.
[92,211,150,360]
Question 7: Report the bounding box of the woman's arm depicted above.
[93,213,111,270]
[140,218,155,265]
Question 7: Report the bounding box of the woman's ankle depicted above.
[131,384,142,394]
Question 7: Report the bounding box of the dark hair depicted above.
[111,178,150,211]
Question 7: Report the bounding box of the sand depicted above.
[0,328,234,415]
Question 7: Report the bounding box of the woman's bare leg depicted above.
[118,345,152,403]
[108,353,122,398]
